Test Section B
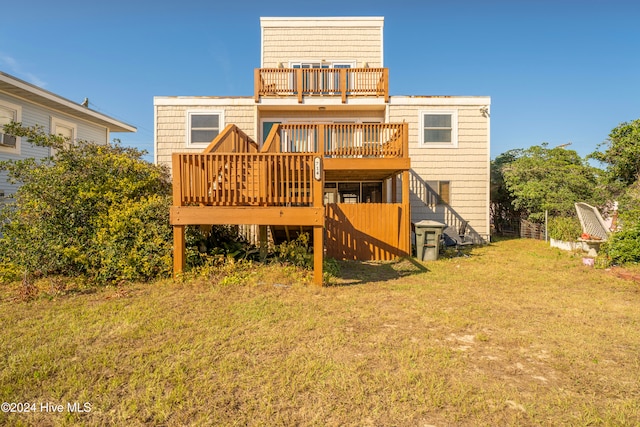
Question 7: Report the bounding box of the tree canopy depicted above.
[589,118,640,189]
[499,144,601,223]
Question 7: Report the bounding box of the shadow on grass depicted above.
[328,257,429,287]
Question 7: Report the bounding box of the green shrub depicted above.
[272,233,312,268]
[95,195,173,283]
[548,216,582,241]
[0,123,172,285]
[185,225,259,268]
[601,225,640,264]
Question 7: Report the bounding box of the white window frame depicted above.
[259,117,382,151]
[51,117,77,142]
[419,110,458,148]
[0,100,22,155]
[288,60,356,69]
[186,110,224,147]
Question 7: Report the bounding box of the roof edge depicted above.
[0,71,136,133]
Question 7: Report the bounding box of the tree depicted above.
[500,144,601,223]
[589,118,640,189]
[490,149,522,233]
[0,122,173,284]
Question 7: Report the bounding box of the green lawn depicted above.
[1,239,639,426]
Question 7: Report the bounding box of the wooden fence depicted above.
[325,203,410,260]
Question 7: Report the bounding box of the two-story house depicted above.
[0,71,136,199]
[155,17,490,284]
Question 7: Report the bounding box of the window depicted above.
[290,61,355,93]
[426,180,451,205]
[187,111,223,146]
[51,117,76,142]
[324,181,383,204]
[50,117,77,155]
[420,110,458,148]
[0,101,21,153]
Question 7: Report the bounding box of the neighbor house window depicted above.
[0,101,21,154]
[420,110,458,148]
[187,111,223,146]
[51,117,76,142]
[50,117,77,155]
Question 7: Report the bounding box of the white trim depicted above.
[153,105,158,165]
[260,17,384,28]
[0,71,135,133]
[260,25,264,68]
[380,22,384,67]
[0,99,21,155]
[419,110,458,149]
[391,96,491,106]
[486,107,491,241]
[154,97,254,106]
[186,110,224,148]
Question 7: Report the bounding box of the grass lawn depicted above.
[1,238,639,426]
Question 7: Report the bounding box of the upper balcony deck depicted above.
[255,68,389,104]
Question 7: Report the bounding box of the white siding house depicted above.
[0,71,136,198]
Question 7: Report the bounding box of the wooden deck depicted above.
[171,122,410,285]
[255,68,389,103]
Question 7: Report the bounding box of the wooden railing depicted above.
[255,68,389,103]
[264,123,407,158]
[203,124,259,154]
[172,153,316,206]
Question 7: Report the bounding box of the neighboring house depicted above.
[155,17,490,284]
[0,71,136,198]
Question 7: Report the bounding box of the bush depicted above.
[272,233,312,268]
[0,123,172,284]
[602,225,640,264]
[95,195,173,283]
[547,216,582,241]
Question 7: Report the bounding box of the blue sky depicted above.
[1,0,639,162]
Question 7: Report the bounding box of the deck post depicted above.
[402,170,411,256]
[296,68,303,103]
[254,68,261,102]
[313,155,324,286]
[173,225,185,277]
[171,153,186,278]
[340,68,347,103]
[391,173,398,203]
[259,225,268,261]
[383,68,389,103]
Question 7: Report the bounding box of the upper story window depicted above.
[0,101,21,154]
[187,111,223,147]
[51,117,76,142]
[420,110,458,148]
[289,60,355,69]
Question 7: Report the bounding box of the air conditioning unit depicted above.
[0,132,17,148]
